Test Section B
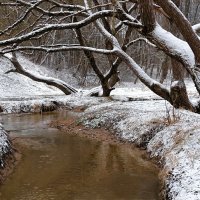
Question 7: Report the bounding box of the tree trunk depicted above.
[136,0,196,112]
[74,18,115,97]
[140,0,156,34]
[160,56,170,84]
[170,80,195,111]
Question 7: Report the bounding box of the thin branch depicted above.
[0,10,116,47]
[123,20,144,28]
[0,2,20,6]
[2,46,116,55]
[0,0,44,36]
[5,69,17,74]
[126,37,156,48]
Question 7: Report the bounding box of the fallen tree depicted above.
[3,53,77,95]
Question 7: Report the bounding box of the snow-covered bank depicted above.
[1,55,200,199]
[0,123,12,174]
[1,92,200,199]
[74,97,200,200]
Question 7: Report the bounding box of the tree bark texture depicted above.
[140,0,156,34]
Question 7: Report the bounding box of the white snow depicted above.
[0,55,200,200]
[148,111,200,200]
[0,55,78,98]
[193,23,200,33]
[152,25,195,67]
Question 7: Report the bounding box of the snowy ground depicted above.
[1,93,200,200]
[0,56,200,199]
[0,56,77,98]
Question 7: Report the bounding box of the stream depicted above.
[0,111,159,200]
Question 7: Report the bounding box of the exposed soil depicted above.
[50,118,119,144]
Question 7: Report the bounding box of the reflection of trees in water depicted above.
[38,132,158,198]
[64,139,127,180]
[74,141,134,180]
[105,144,125,173]
[76,140,157,179]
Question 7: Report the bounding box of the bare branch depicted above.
[5,69,17,74]
[2,45,115,55]
[0,0,44,36]
[0,10,116,47]
[126,37,156,48]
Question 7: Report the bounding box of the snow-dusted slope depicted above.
[0,56,78,98]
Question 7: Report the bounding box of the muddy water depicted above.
[0,111,159,200]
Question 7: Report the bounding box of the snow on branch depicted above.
[12,0,87,19]
[2,46,116,55]
[0,0,45,36]
[122,20,144,29]
[114,48,171,102]
[0,2,19,6]
[155,0,200,64]
[0,10,115,47]
[126,38,156,48]
[37,0,84,10]
[151,24,195,67]
[193,23,200,33]
[9,0,119,20]
[83,0,121,49]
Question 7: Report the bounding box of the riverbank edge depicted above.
[0,96,199,200]
[0,148,21,185]
[0,125,21,184]
[50,108,166,200]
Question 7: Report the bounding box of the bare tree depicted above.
[1,0,200,112]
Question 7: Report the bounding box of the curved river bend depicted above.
[0,111,159,200]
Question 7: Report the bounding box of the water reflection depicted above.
[0,112,159,200]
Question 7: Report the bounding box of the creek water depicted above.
[0,111,159,200]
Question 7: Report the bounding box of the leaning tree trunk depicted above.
[6,53,77,95]
[168,0,195,111]
[138,0,196,112]
[170,58,194,111]
[74,13,119,97]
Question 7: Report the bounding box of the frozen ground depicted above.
[0,56,200,199]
